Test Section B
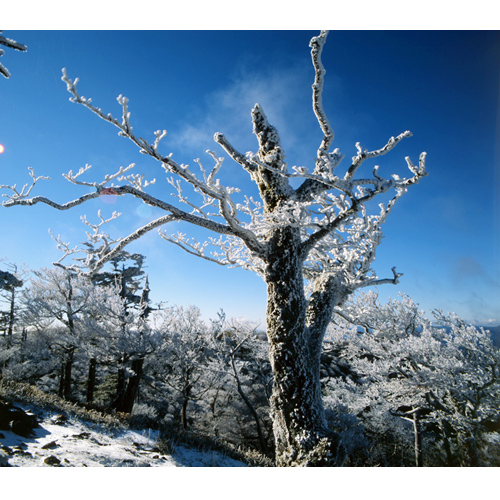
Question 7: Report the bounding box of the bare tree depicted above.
[1,31,427,465]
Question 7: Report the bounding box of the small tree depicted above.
[91,289,155,412]
[21,267,100,399]
[0,325,59,387]
[156,305,219,430]
[84,247,151,410]
[89,248,147,307]
[210,314,272,453]
[1,31,427,465]
[0,263,24,337]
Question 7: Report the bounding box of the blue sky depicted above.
[1,30,499,326]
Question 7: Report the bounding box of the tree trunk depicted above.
[181,384,192,430]
[7,288,15,336]
[59,349,74,400]
[111,358,144,414]
[58,363,65,398]
[413,412,423,467]
[111,359,127,412]
[121,357,144,414]
[264,227,344,466]
[63,349,74,400]
[86,357,97,403]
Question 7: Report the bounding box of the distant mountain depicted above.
[433,324,500,348]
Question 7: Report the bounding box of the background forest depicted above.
[1,254,499,467]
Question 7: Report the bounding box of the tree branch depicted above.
[0,31,27,79]
[214,132,258,175]
[310,30,335,168]
[85,214,178,273]
[59,69,267,258]
[345,131,413,181]
[356,266,403,289]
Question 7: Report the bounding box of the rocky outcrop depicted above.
[0,396,39,438]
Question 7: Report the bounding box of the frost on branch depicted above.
[0,31,27,78]
[1,167,50,205]
[48,209,123,274]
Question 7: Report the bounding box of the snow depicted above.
[1,406,247,467]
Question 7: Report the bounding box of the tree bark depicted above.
[264,227,345,466]
[111,359,127,411]
[413,412,423,467]
[111,358,144,414]
[58,362,65,399]
[181,383,192,430]
[63,350,74,400]
[121,357,144,414]
[86,357,97,403]
[7,288,15,336]
[58,348,74,400]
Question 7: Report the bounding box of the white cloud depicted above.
[170,59,329,171]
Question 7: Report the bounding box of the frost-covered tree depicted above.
[78,246,152,410]
[88,248,147,308]
[0,325,59,387]
[1,31,427,465]
[209,313,272,453]
[146,305,219,430]
[325,291,500,466]
[0,263,25,337]
[79,279,157,412]
[21,267,102,399]
[0,31,27,79]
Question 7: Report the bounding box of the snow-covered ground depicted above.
[1,406,246,467]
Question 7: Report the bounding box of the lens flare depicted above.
[0,144,5,153]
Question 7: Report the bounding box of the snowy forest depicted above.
[1,253,499,466]
[1,30,500,467]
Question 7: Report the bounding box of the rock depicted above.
[0,398,39,437]
[0,449,11,467]
[72,432,91,439]
[1,445,12,455]
[44,455,61,466]
[11,445,32,458]
[10,415,37,438]
[50,414,67,425]
[41,440,60,450]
